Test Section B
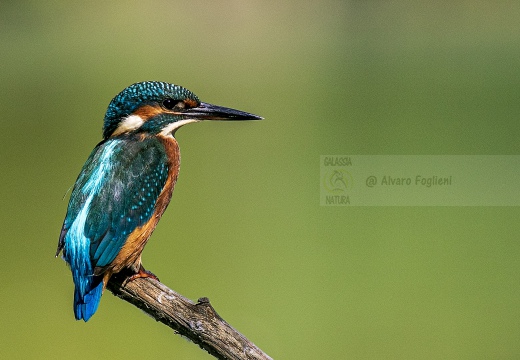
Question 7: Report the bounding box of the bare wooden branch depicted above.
[107,272,272,360]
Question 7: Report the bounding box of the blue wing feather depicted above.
[59,135,169,321]
[86,137,169,267]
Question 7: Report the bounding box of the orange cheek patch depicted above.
[184,99,198,108]
[133,105,165,119]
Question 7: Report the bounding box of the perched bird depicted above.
[56,81,262,321]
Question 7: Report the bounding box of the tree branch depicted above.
[107,272,272,360]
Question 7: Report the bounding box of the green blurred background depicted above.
[1,1,520,359]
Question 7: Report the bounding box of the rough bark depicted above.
[107,272,272,360]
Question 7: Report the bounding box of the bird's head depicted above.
[103,81,262,139]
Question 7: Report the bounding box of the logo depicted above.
[323,169,352,193]
[321,155,353,206]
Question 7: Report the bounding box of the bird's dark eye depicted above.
[162,98,184,110]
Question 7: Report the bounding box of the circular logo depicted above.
[323,169,352,193]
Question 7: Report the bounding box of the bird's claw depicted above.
[122,266,159,286]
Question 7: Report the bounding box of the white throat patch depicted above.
[159,119,200,137]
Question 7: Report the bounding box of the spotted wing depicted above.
[59,137,169,268]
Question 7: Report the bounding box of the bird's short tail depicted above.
[73,276,103,322]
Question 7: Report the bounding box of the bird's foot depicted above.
[122,265,159,286]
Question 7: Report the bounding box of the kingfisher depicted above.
[56,81,262,321]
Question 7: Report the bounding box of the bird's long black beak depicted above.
[185,102,263,121]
